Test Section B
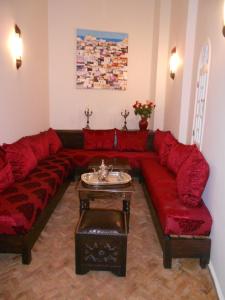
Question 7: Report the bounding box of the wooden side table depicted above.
[77,180,134,231]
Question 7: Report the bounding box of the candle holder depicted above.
[84,108,93,129]
[121,109,129,131]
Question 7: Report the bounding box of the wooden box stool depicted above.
[75,208,128,276]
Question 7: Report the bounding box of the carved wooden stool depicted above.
[75,208,128,276]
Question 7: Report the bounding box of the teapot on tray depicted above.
[93,159,113,181]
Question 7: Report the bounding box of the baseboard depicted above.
[209,262,225,300]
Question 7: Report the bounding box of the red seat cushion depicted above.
[141,158,212,236]
[45,128,62,154]
[3,140,37,181]
[167,142,194,174]
[158,132,177,166]
[153,129,170,153]
[177,145,209,207]
[26,133,49,161]
[83,129,115,150]
[0,163,14,192]
[116,129,148,151]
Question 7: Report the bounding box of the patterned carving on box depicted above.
[84,241,119,264]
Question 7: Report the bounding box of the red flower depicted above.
[133,100,156,118]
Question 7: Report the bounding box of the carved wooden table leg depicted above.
[123,197,130,232]
[80,199,90,215]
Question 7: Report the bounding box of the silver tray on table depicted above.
[81,171,132,186]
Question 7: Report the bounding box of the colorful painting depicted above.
[76,29,128,90]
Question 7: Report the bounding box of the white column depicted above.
[153,0,171,130]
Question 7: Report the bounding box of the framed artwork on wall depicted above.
[76,29,128,90]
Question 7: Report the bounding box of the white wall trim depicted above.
[209,262,225,300]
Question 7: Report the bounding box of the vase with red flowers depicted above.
[133,100,156,130]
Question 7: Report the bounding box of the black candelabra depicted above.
[84,108,93,129]
[121,109,129,131]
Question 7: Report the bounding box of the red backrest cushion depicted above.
[176,145,209,207]
[0,163,14,192]
[116,129,148,151]
[158,132,177,166]
[26,132,50,161]
[83,129,115,150]
[45,128,62,154]
[153,129,170,153]
[167,142,194,174]
[3,139,37,181]
[0,146,5,169]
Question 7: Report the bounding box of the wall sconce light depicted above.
[14,24,22,69]
[223,1,225,37]
[169,47,179,80]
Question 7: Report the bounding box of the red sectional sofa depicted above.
[0,128,212,268]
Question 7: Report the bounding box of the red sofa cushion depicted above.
[3,140,37,181]
[26,133,49,161]
[59,148,157,169]
[158,132,177,166]
[83,129,115,150]
[153,129,170,153]
[0,163,14,192]
[45,128,62,154]
[0,152,73,235]
[116,129,148,151]
[167,142,194,174]
[177,145,209,207]
[0,147,6,169]
[141,158,212,236]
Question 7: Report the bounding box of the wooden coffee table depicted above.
[88,157,131,173]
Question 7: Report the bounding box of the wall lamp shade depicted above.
[223,1,225,37]
[14,24,22,69]
[169,47,179,80]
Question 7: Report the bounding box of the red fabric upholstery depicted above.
[45,128,62,154]
[26,133,49,161]
[167,142,194,174]
[0,147,5,169]
[153,129,170,153]
[141,158,212,236]
[177,145,209,208]
[158,132,177,166]
[83,129,115,150]
[59,148,157,169]
[0,153,73,235]
[3,140,37,181]
[0,163,14,192]
[116,130,149,151]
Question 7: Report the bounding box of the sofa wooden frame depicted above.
[142,180,211,268]
[0,178,71,264]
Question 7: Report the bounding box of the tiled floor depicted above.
[0,180,218,299]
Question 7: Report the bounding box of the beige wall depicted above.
[48,0,156,130]
[187,1,225,297]
[163,0,188,138]
[0,0,49,143]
